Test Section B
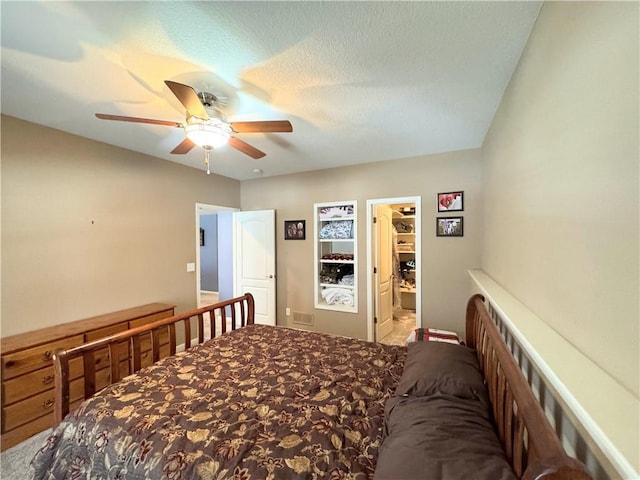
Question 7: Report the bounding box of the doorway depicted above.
[196,205,277,327]
[195,203,238,308]
[366,196,421,344]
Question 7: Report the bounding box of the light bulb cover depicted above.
[185,123,230,148]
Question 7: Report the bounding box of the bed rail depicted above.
[52,293,254,425]
[466,294,591,480]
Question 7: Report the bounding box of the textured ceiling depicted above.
[1,1,542,180]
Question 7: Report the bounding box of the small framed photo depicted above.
[437,191,464,212]
[200,227,205,246]
[436,217,463,237]
[285,220,306,240]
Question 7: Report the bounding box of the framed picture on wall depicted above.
[436,216,463,237]
[437,191,464,212]
[285,220,306,240]
[200,227,205,246]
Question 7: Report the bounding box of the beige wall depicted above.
[1,115,241,337]
[2,115,482,340]
[241,148,482,339]
[482,1,639,398]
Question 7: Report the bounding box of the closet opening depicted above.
[366,196,421,344]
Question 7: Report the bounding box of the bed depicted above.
[30,293,592,480]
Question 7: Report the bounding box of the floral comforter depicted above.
[31,325,406,480]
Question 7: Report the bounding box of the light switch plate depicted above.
[186,262,195,272]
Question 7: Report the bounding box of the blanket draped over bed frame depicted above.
[35,323,405,478]
[30,293,591,480]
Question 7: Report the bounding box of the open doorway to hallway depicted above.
[195,203,238,308]
[195,205,277,326]
[367,196,421,345]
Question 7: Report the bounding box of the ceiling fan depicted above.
[95,80,293,174]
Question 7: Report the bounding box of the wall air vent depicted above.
[293,311,314,326]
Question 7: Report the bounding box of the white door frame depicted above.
[195,203,239,307]
[366,196,422,342]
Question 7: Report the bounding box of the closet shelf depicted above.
[318,215,355,221]
[320,283,355,289]
[392,210,416,218]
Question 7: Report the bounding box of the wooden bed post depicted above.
[52,350,70,425]
[465,293,484,347]
[246,293,255,325]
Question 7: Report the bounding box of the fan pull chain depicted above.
[204,147,211,175]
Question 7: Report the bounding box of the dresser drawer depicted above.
[0,412,54,451]
[128,310,174,329]
[0,398,84,451]
[2,357,84,406]
[137,329,170,351]
[93,342,130,369]
[85,323,128,342]
[139,344,171,369]
[2,376,86,432]
[95,358,131,390]
[1,335,84,380]
[86,322,130,370]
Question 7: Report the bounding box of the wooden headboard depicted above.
[466,294,591,480]
[52,293,254,425]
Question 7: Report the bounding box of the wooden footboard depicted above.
[52,293,254,425]
[466,294,591,480]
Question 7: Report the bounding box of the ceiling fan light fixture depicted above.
[185,123,230,148]
[96,81,291,160]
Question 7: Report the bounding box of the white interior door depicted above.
[375,205,394,340]
[233,210,276,325]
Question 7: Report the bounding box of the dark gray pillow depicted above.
[375,395,516,480]
[394,341,488,404]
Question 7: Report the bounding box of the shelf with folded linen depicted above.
[318,285,356,310]
[314,200,358,313]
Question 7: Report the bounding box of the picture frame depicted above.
[436,216,463,237]
[200,227,205,246]
[285,220,306,240]
[437,191,464,212]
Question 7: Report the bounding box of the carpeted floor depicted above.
[0,428,51,480]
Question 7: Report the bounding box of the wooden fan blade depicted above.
[230,120,293,133]
[171,138,196,154]
[95,113,181,128]
[164,80,209,120]
[228,137,266,159]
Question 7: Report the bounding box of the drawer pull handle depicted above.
[42,351,53,361]
[42,399,55,409]
[42,374,55,384]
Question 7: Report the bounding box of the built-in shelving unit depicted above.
[314,201,357,313]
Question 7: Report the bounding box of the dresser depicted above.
[0,302,175,451]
